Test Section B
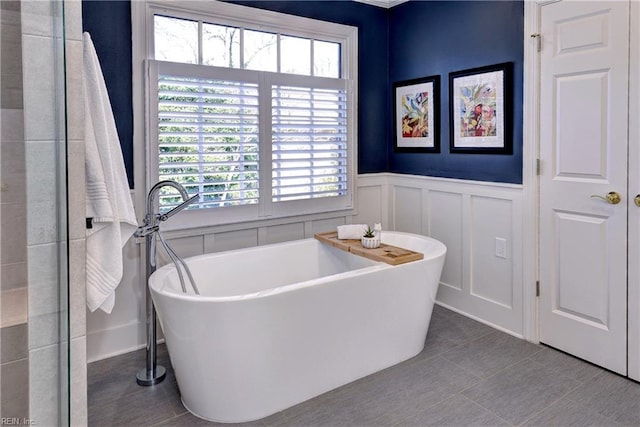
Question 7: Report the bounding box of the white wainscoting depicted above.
[87,173,525,361]
[358,173,525,337]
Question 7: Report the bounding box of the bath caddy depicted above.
[314,231,423,265]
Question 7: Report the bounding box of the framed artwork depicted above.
[449,62,513,154]
[393,75,440,152]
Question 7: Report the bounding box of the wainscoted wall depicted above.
[87,173,525,361]
[360,174,525,337]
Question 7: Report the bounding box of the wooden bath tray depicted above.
[314,231,423,266]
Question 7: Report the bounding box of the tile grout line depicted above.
[514,395,566,427]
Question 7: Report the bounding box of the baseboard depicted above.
[434,300,525,341]
[87,321,165,363]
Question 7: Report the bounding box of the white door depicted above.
[627,0,640,381]
[539,0,630,375]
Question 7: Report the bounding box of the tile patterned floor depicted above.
[88,305,640,426]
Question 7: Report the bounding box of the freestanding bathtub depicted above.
[149,231,446,423]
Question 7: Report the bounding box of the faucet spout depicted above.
[146,179,190,217]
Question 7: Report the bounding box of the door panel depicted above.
[554,211,607,325]
[555,71,608,180]
[556,9,610,54]
[539,0,629,375]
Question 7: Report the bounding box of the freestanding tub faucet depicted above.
[135,180,199,386]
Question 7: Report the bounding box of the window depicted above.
[155,67,260,209]
[271,83,348,202]
[141,1,357,227]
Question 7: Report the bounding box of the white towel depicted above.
[337,224,367,240]
[83,32,138,313]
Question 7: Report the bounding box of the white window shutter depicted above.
[271,84,348,203]
[157,70,260,210]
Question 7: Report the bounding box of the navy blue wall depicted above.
[389,1,524,183]
[82,0,134,188]
[81,0,524,186]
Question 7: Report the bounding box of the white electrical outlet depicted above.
[495,237,507,259]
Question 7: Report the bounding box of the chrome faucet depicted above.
[136,180,199,240]
[136,180,199,387]
[147,179,189,212]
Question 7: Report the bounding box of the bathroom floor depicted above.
[88,305,640,426]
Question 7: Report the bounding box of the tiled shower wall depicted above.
[0,0,86,424]
[23,0,87,423]
[0,0,29,419]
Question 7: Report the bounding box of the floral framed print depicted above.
[393,75,440,153]
[449,62,513,154]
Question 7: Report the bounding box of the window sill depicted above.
[134,207,357,242]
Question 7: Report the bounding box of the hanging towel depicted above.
[83,32,138,313]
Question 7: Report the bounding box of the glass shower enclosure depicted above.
[0,0,70,424]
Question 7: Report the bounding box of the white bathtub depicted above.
[149,231,446,423]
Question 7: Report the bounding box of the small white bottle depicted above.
[373,223,382,240]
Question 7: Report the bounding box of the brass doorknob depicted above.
[590,191,622,204]
[634,194,640,207]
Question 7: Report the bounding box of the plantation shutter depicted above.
[149,61,353,222]
[271,84,349,202]
[155,62,260,211]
